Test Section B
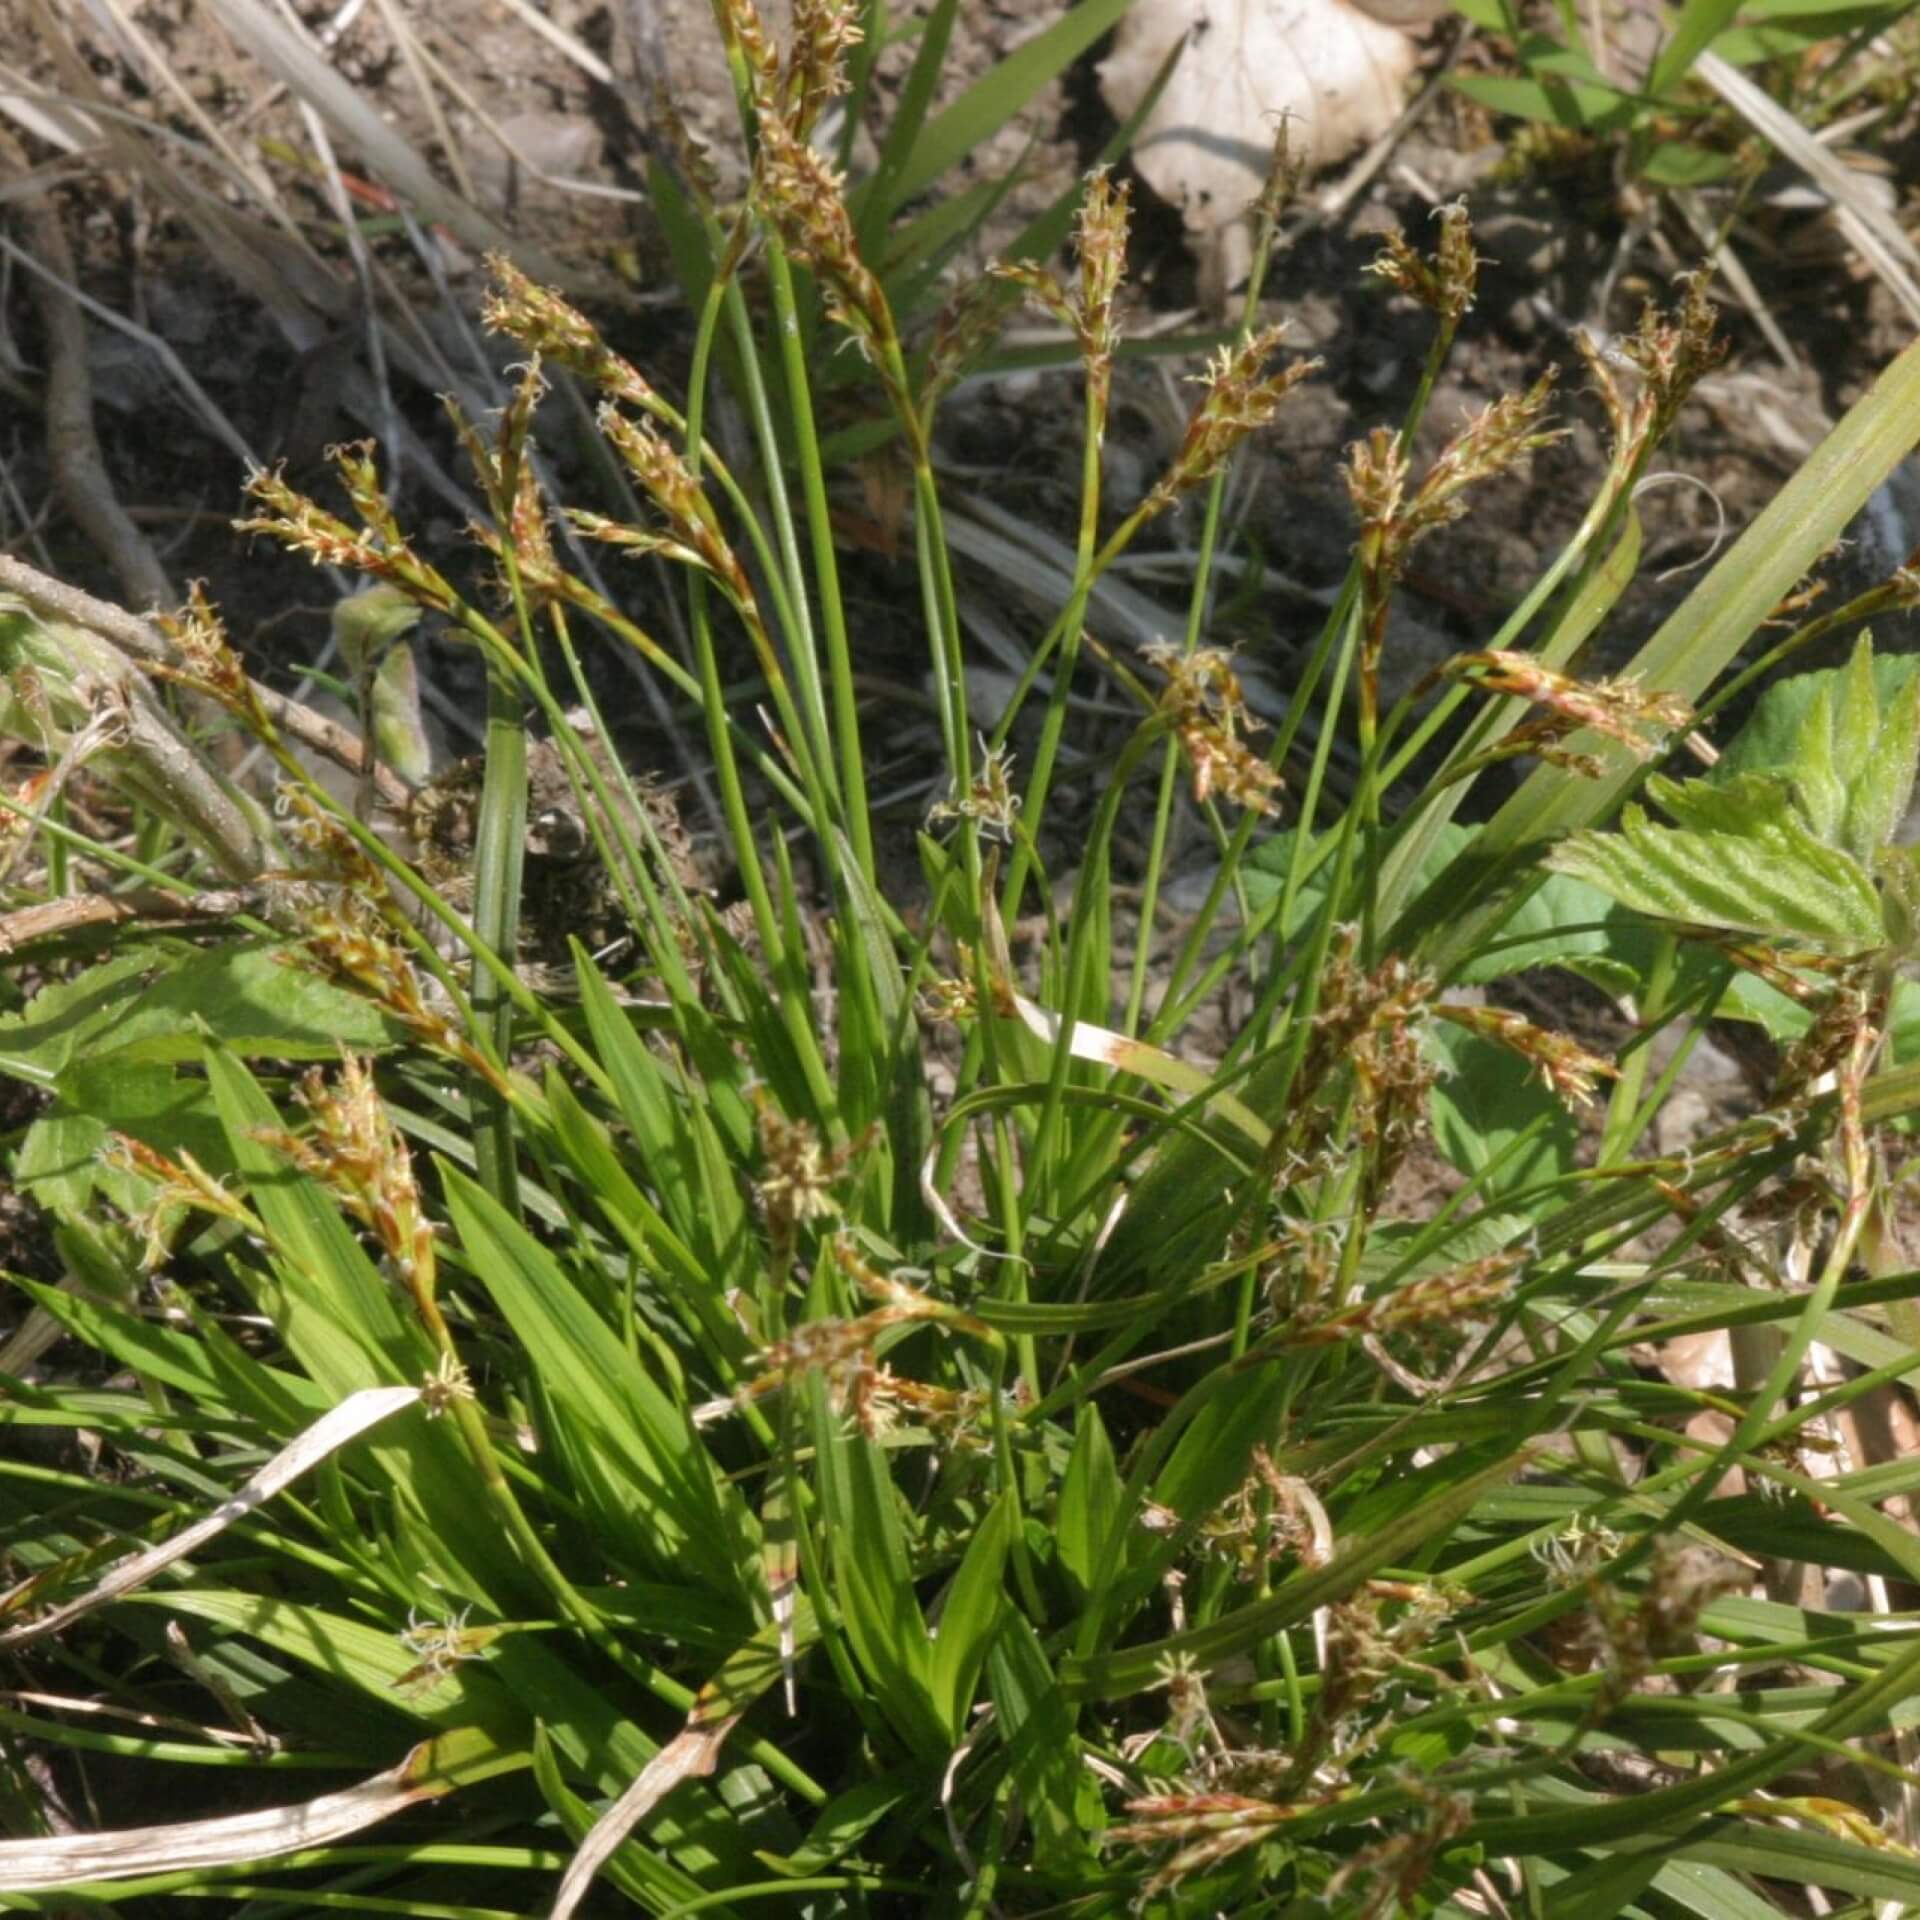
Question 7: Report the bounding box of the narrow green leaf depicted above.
[989,1611,1095,1868]
[1648,0,1747,98]
[778,1766,934,1873]
[1056,1404,1125,1602]
[573,945,753,1291]
[856,0,958,239]
[441,1163,758,1600]
[809,1378,943,1757]
[929,1491,1013,1738]
[540,1064,749,1368]
[11,1276,323,1432]
[889,0,1134,203]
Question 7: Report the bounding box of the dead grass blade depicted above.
[1697,50,1920,329]
[0,1385,422,1648]
[199,0,585,292]
[0,1725,508,1889]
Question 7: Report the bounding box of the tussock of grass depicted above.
[7,3,1920,1916]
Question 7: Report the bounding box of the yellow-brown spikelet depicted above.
[1143,642,1285,815]
[1107,1792,1302,1901]
[481,255,662,416]
[1396,372,1562,550]
[1074,166,1130,426]
[1434,1000,1617,1108]
[784,0,862,137]
[152,583,272,737]
[1438,649,1693,762]
[1577,273,1725,472]
[1366,199,1479,325]
[754,113,884,346]
[1145,325,1320,517]
[103,1136,259,1270]
[256,1055,436,1295]
[237,455,458,620]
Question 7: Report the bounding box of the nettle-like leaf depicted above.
[1551,636,1920,955]
[1780,634,1920,863]
[1549,772,1887,953]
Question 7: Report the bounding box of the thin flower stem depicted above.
[762,243,875,880]
[683,266,842,1124]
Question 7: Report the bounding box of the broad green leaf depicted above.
[0,941,397,1081]
[136,1591,739,1876]
[1449,69,1640,130]
[122,1589,521,1731]
[1548,782,1885,950]
[1549,1846,1667,1919]
[1639,141,1740,185]
[1845,654,1920,859]
[1425,1017,1580,1205]
[1715,8,1906,56]
[199,1050,535,1605]
[0,948,161,1088]
[1254,817,1657,994]
[16,1057,227,1218]
[531,1726,689,1911]
[1072,1358,1294,1656]
[1719,641,1920,788]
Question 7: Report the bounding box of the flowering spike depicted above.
[1366,199,1479,326]
[1145,326,1319,517]
[1143,641,1284,814]
[1434,1000,1618,1107]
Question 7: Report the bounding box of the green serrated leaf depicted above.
[1790,677,1847,844]
[1549,791,1885,950]
[1847,645,1920,858]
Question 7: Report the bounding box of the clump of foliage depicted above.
[1452,0,1920,189]
[8,1,1920,1916]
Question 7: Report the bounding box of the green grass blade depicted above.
[928,1490,1012,1738]
[887,0,1135,205]
[440,1163,760,1602]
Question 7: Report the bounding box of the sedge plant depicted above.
[9,1,1920,1915]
